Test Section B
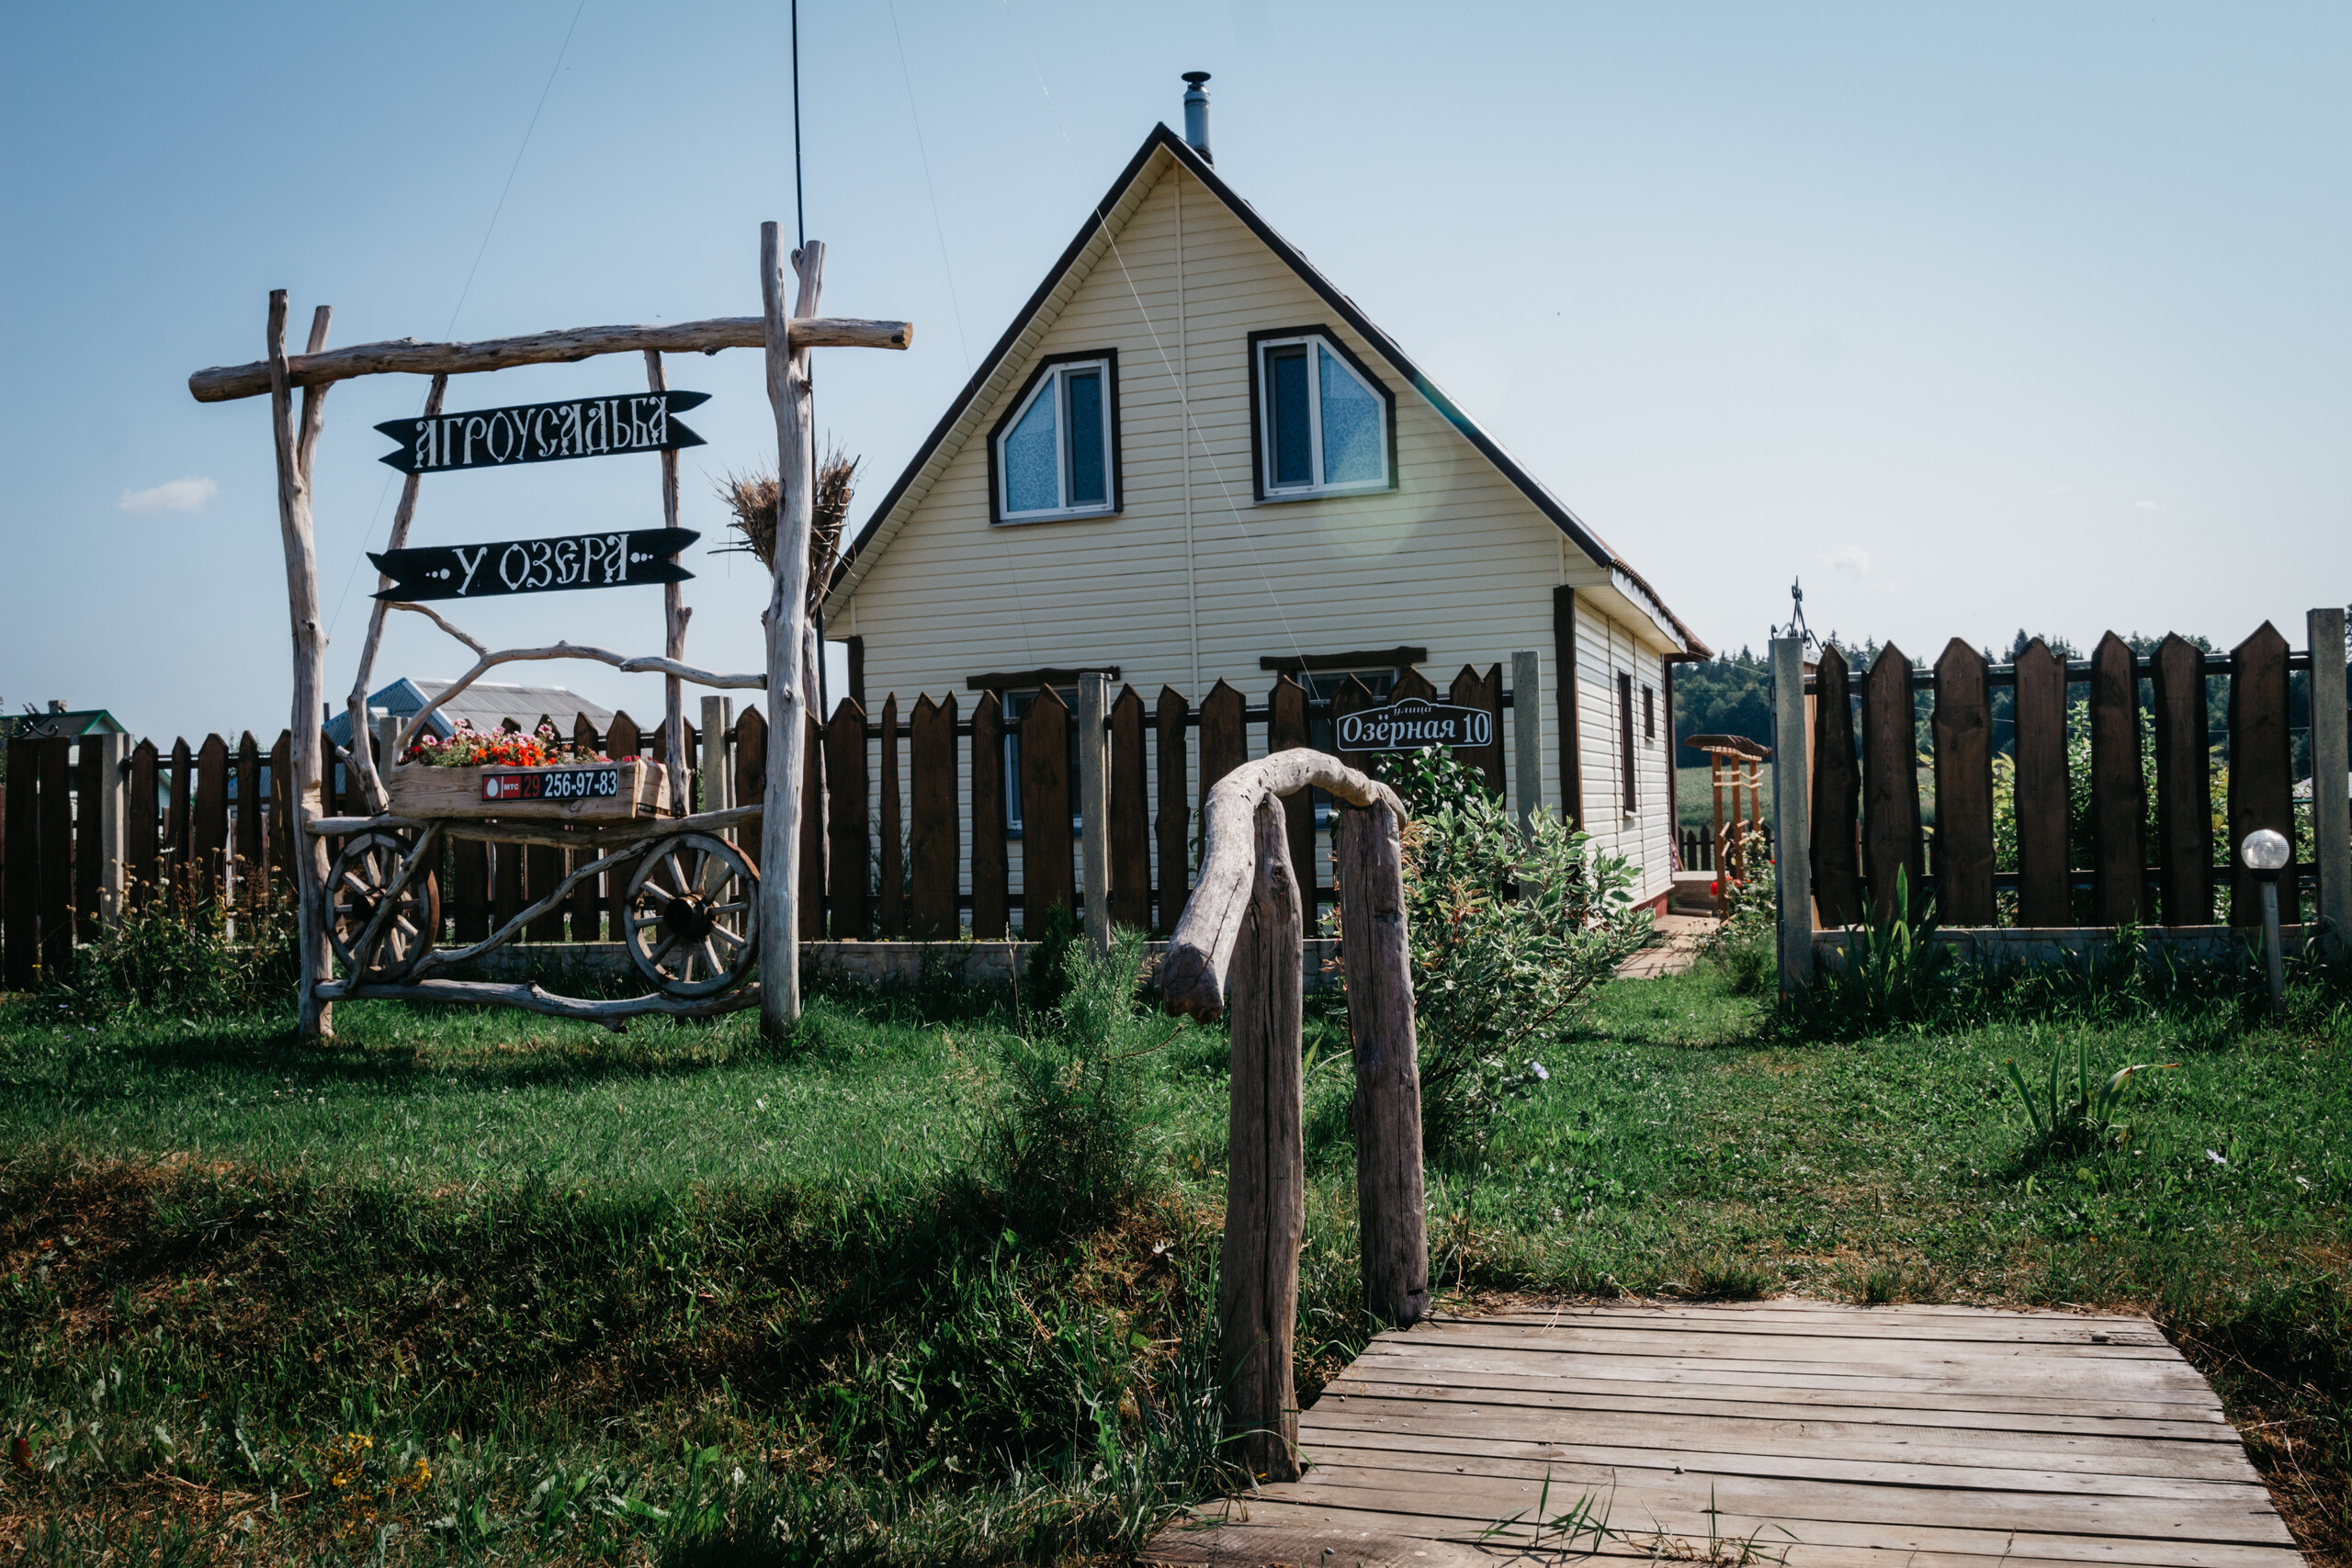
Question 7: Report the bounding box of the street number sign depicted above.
[1337,697,1494,751]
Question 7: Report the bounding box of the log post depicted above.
[347,373,447,814]
[2310,607,2350,962]
[1079,670,1112,953]
[1771,636,1814,992]
[701,694,735,820]
[1511,649,1543,831]
[1222,795,1305,1482]
[1336,798,1427,1326]
[96,732,129,929]
[760,228,823,1033]
[648,350,693,818]
[268,293,335,1038]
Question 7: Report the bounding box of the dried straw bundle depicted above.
[717,446,862,615]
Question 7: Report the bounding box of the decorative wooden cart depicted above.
[189,227,910,1033]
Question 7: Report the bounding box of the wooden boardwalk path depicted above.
[1144,1300,2301,1568]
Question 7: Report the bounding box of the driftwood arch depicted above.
[190,231,910,1038]
[1162,749,1426,1482]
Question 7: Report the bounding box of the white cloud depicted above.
[119,476,219,513]
[2134,499,2163,511]
[2049,484,2073,495]
[1821,545,1871,573]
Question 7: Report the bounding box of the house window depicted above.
[1644,685,1656,742]
[1250,329,1394,500]
[1619,671,1637,813]
[990,352,1119,524]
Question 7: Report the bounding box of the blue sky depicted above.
[2,2,2345,737]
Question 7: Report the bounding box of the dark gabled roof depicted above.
[3,708,128,741]
[831,122,1704,656]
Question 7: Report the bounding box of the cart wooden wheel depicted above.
[624,832,760,998]
[326,829,439,983]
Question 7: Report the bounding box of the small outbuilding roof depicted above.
[2,705,129,742]
[324,679,618,747]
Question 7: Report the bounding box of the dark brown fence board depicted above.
[569,714,603,939]
[1109,685,1149,931]
[825,699,870,939]
[2229,620,2296,925]
[4,739,35,986]
[1198,680,1246,810]
[2013,637,2070,926]
[1451,662,1507,795]
[267,731,291,901]
[909,694,958,939]
[453,836,489,942]
[1330,673,1378,775]
[605,712,643,937]
[75,736,104,942]
[38,739,71,978]
[1021,685,1074,930]
[2151,633,2213,926]
[877,694,903,938]
[799,716,826,938]
[1931,639,1995,925]
[2087,632,2147,925]
[1392,667,1438,704]
[234,732,262,908]
[732,706,767,864]
[1269,674,1316,921]
[1860,644,1923,921]
[195,734,229,906]
[129,739,160,913]
[1808,645,1860,928]
[970,694,1009,938]
[166,738,192,897]
[526,716,565,942]
[1154,686,1190,936]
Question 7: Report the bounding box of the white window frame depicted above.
[1254,333,1391,500]
[993,356,1116,524]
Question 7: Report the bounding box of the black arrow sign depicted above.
[374,391,710,475]
[370,528,699,602]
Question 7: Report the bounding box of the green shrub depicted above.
[47,888,300,1021]
[986,927,1165,1235]
[1377,748,1651,1158]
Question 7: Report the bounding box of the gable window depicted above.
[1249,328,1395,501]
[989,351,1120,524]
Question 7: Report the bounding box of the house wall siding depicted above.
[833,154,1682,923]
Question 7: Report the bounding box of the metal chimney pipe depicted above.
[1182,72,1212,163]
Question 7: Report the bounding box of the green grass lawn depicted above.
[2,961,2347,1564]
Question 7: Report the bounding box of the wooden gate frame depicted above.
[1162,748,1425,1482]
[187,231,910,1038]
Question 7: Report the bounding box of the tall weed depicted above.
[46,888,299,1021]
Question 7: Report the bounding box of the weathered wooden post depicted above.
[760,228,822,1034]
[1164,750,1411,1482]
[1335,796,1427,1325]
[1079,671,1112,953]
[701,695,735,818]
[95,732,129,930]
[1511,649,1543,831]
[2310,607,2350,963]
[1771,636,1814,994]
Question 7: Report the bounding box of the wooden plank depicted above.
[4,739,36,986]
[233,733,263,910]
[38,739,72,977]
[1436,1306,2165,1344]
[1860,644,1923,921]
[1363,1323,2200,1373]
[1809,645,1861,928]
[907,694,957,939]
[1555,585,1582,828]
[74,736,103,942]
[1154,687,1190,936]
[2014,637,2072,925]
[1198,679,1247,810]
[127,739,159,915]
[731,706,767,869]
[825,699,870,939]
[876,694,903,937]
[1269,673,1316,925]
[569,714,603,940]
[2228,621,2296,925]
[266,731,291,904]
[1020,685,1075,931]
[1338,800,1427,1328]
[1932,640,1995,925]
[165,738,192,900]
[799,715,826,939]
[1109,685,1150,931]
[1330,672,1379,775]
[602,712,643,939]
[2150,633,2214,926]
[450,833,489,942]
[970,694,1009,939]
[526,715,565,942]
[2088,633,2147,924]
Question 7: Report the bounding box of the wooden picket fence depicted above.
[1804,621,2335,931]
[2,663,1520,986]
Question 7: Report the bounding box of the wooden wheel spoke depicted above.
[700,937,723,976]
[647,929,684,970]
[708,926,744,952]
[707,899,747,916]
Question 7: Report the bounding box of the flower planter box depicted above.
[386,759,668,822]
